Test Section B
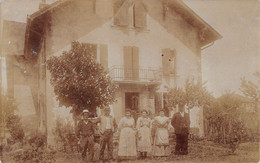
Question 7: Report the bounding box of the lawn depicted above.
[1,140,258,162]
[53,141,259,163]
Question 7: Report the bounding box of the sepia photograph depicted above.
[0,0,259,162]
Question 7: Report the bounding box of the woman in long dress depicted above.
[136,110,152,159]
[153,110,171,157]
[118,110,137,160]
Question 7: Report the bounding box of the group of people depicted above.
[76,103,190,161]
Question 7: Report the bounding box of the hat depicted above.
[81,109,89,115]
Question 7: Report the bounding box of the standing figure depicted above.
[118,109,137,160]
[171,103,190,155]
[153,110,171,157]
[136,110,152,159]
[76,109,95,161]
[96,106,117,161]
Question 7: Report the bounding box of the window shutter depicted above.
[86,43,97,60]
[113,0,129,26]
[170,50,176,74]
[134,2,147,28]
[132,46,139,80]
[162,48,170,85]
[100,44,108,71]
[124,46,132,80]
[162,48,171,75]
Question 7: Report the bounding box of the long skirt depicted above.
[137,126,152,152]
[153,128,171,156]
[118,127,137,158]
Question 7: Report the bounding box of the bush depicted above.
[13,146,56,163]
[12,133,56,163]
[6,114,25,143]
[53,117,78,153]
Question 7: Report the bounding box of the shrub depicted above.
[53,117,78,153]
[6,114,25,143]
[12,133,56,163]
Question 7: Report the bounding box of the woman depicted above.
[153,110,171,157]
[118,109,137,160]
[136,110,152,159]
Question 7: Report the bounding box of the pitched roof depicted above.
[24,0,222,58]
[167,0,222,46]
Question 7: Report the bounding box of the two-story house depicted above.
[23,0,221,142]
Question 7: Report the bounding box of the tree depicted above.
[205,92,253,151]
[240,72,260,114]
[167,78,214,113]
[47,41,118,118]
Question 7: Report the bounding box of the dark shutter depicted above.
[100,44,108,71]
[134,2,147,28]
[124,46,132,80]
[162,48,170,84]
[132,46,139,80]
[113,0,129,26]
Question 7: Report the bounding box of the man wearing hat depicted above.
[171,103,190,155]
[76,109,95,161]
[96,106,117,161]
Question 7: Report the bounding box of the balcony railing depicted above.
[109,65,162,83]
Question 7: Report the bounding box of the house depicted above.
[23,0,221,143]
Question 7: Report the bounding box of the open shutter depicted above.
[124,46,132,80]
[113,0,129,26]
[86,43,97,60]
[132,46,139,80]
[170,50,176,74]
[134,2,147,28]
[100,44,108,71]
[162,48,171,84]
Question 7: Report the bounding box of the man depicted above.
[96,106,117,161]
[171,103,190,155]
[76,109,95,161]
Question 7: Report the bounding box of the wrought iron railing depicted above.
[109,65,162,83]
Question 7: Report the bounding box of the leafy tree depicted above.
[205,92,250,148]
[240,72,260,114]
[47,41,117,118]
[167,78,214,113]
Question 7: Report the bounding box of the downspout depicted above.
[200,41,214,138]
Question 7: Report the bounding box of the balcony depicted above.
[109,65,162,84]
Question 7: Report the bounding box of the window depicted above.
[113,1,147,29]
[123,46,139,80]
[162,48,176,85]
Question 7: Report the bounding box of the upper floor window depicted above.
[113,0,147,29]
[162,48,176,75]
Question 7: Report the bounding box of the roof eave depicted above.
[168,0,222,46]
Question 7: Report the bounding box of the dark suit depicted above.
[76,120,95,160]
[171,112,190,154]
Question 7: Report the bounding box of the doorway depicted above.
[125,92,139,112]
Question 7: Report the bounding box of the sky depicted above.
[183,0,260,97]
[2,0,260,97]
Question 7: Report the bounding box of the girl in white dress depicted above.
[153,110,171,157]
[136,110,152,159]
[118,110,137,160]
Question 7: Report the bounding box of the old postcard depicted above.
[0,0,259,162]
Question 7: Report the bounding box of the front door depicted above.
[125,92,139,112]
